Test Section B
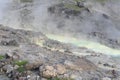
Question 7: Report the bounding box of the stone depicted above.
[6,53,13,58]
[42,66,57,78]
[25,62,42,70]
[56,64,66,75]
[45,66,54,71]
[3,65,14,73]
[43,70,57,78]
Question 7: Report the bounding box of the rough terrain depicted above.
[0,25,120,80]
[0,0,120,80]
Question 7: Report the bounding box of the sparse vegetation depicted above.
[14,60,28,73]
[14,60,28,66]
[17,66,26,73]
[0,55,5,60]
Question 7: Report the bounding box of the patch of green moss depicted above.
[17,67,25,73]
[0,55,5,60]
[14,60,28,66]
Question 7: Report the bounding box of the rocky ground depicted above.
[0,24,120,80]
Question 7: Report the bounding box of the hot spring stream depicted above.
[46,34,120,57]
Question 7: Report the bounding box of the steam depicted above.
[0,0,120,52]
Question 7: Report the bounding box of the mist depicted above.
[0,0,120,49]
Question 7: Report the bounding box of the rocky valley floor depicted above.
[0,25,120,80]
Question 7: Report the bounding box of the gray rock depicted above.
[3,65,14,73]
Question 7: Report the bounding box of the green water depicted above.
[46,34,120,56]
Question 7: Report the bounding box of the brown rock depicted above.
[45,66,54,71]
[25,62,42,70]
[43,70,57,78]
[56,64,66,75]
[42,66,57,78]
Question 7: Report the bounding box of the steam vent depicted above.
[0,0,120,80]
